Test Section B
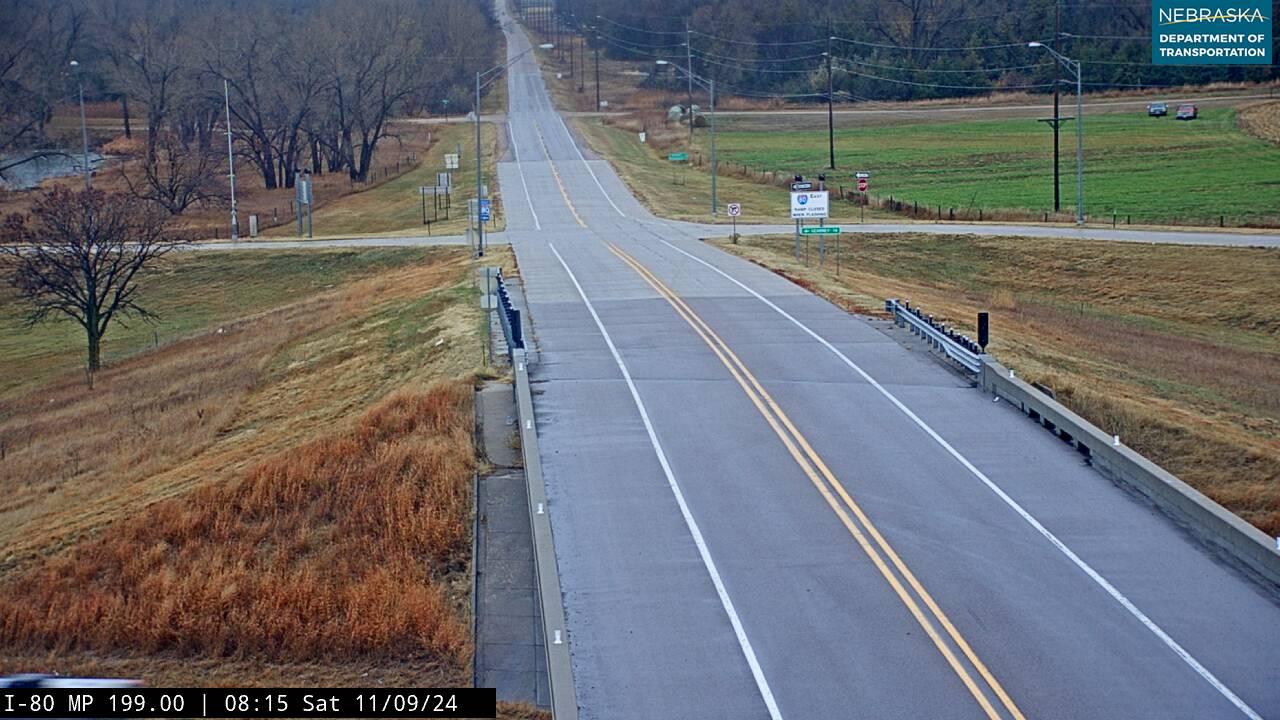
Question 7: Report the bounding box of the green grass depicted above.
[267,123,503,238]
[701,107,1280,225]
[0,248,435,398]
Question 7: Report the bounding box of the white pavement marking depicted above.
[506,121,541,230]
[556,113,626,217]
[653,236,1264,720]
[548,242,783,720]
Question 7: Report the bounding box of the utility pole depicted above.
[594,41,601,109]
[826,23,835,170]
[1052,0,1061,213]
[685,18,694,145]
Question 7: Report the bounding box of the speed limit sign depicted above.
[727,203,742,217]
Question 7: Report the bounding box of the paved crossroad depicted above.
[485,6,1280,720]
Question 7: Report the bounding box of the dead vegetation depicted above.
[0,249,481,579]
[719,233,1280,535]
[1238,100,1280,145]
[0,245,489,689]
[0,382,474,671]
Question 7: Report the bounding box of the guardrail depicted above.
[885,299,986,374]
[981,358,1280,590]
[495,269,524,354]
[511,348,578,719]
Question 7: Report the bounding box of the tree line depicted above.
[1,0,499,202]
[541,0,1279,102]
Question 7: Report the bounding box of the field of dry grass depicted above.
[0,245,504,685]
[715,233,1280,535]
[1239,100,1280,145]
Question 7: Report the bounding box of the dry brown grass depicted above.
[0,249,482,579]
[0,382,474,668]
[1238,100,1280,145]
[718,233,1280,534]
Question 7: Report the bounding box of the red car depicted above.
[1176,103,1199,120]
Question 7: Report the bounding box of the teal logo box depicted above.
[1152,1,1272,64]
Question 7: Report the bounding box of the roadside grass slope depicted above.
[267,123,505,238]
[0,246,502,690]
[717,233,1280,534]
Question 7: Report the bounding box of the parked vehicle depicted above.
[1147,102,1168,117]
[1176,103,1199,120]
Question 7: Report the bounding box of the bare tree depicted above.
[122,131,226,214]
[0,187,187,380]
[0,0,83,179]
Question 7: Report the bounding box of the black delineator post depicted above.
[978,312,990,351]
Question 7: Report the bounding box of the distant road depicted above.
[718,92,1277,118]
[188,221,1280,250]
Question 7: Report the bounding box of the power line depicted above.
[832,59,1055,90]
[833,35,1050,52]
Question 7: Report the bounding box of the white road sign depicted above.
[444,153,460,170]
[790,191,829,219]
[727,203,741,217]
[855,171,871,179]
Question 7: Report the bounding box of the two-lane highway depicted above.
[492,4,1280,718]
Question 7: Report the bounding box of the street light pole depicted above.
[659,59,716,220]
[475,69,484,256]
[70,60,90,190]
[224,79,239,241]
[709,77,717,218]
[1030,42,1084,225]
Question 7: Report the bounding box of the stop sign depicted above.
[857,177,869,192]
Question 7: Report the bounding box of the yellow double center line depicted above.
[606,241,1025,720]
[533,119,586,228]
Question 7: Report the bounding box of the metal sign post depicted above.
[727,202,741,242]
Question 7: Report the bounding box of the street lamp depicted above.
[475,42,553,256]
[69,60,90,190]
[657,59,717,220]
[1029,41,1084,225]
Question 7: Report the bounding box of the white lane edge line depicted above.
[547,242,783,720]
[556,114,626,217]
[506,121,541,230]
[653,236,1263,720]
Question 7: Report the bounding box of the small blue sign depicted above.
[1152,0,1271,64]
[479,199,491,222]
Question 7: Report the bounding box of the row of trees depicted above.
[1,0,499,205]
[536,0,1279,102]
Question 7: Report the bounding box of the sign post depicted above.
[727,202,741,242]
[856,172,871,222]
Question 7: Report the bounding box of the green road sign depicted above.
[668,152,689,162]
[800,226,841,235]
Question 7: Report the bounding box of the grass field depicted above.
[0,247,519,697]
[715,233,1280,534]
[700,106,1280,226]
[265,122,503,238]
[0,249,433,398]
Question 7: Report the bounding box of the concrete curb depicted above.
[980,358,1280,590]
[511,348,579,719]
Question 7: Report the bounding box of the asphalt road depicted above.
[486,5,1280,720]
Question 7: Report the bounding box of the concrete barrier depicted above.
[512,348,578,719]
[980,358,1280,590]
